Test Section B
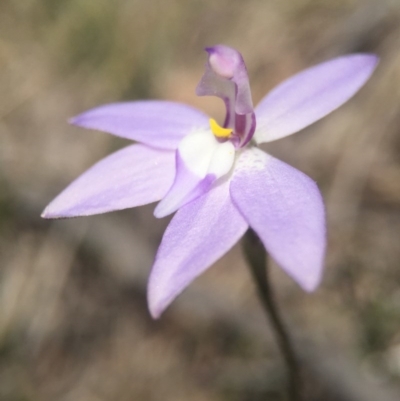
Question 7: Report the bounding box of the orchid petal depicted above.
[70,101,209,150]
[154,130,235,218]
[42,144,175,218]
[148,178,248,318]
[153,153,215,219]
[230,148,326,291]
[255,54,379,143]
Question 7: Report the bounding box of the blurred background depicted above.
[1,0,400,400]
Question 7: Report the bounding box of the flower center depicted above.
[209,118,232,139]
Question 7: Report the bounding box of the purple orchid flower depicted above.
[42,45,378,318]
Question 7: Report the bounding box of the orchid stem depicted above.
[243,229,302,401]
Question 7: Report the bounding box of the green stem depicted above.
[243,229,303,401]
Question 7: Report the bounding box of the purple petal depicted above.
[148,178,248,318]
[255,54,379,143]
[42,144,175,218]
[70,100,209,150]
[230,148,326,291]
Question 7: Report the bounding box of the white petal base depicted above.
[154,129,235,217]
